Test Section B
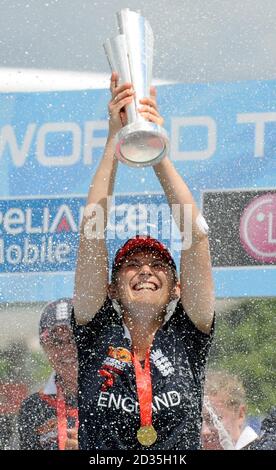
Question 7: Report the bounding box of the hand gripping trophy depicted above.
[103,8,169,167]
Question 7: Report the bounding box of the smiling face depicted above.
[110,250,179,318]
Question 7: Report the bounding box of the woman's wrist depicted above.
[153,155,171,173]
[106,132,117,143]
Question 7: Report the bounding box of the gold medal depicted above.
[137,425,157,446]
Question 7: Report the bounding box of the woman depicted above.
[73,73,215,450]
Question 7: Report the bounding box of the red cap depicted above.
[112,235,176,274]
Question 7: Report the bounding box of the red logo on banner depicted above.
[240,193,276,263]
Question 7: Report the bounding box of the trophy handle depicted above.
[117,9,154,109]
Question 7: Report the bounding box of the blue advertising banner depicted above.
[0,80,275,301]
[0,196,82,274]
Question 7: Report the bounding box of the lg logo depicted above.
[240,193,276,263]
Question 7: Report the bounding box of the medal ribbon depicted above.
[132,348,153,427]
[40,383,78,451]
[56,383,79,450]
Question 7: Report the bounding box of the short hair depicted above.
[204,370,246,411]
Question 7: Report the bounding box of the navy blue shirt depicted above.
[18,390,77,450]
[73,298,214,450]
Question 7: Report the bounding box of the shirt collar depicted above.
[111,298,178,344]
[235,426,258,449]
[43,371,57,395]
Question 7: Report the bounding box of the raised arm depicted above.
[147,89,215,334]
[74,73,135,324]
[154,157,214,333]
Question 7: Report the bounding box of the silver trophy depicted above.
[103,8,169,167]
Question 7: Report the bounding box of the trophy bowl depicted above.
[116,121,168,167]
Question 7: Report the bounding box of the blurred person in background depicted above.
[17,298,78,450]
[201,370,258,450]
[0,343,28,449]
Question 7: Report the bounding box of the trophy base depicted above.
[115,121,169,167]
